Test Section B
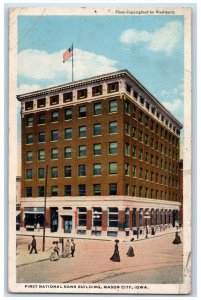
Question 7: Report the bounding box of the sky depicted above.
[17,13,184,167]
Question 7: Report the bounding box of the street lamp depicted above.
[144,211,150,239]
[93,210,100,236]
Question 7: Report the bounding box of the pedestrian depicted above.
[60,239,71,258]
[71,239,75,257]
[151,227,155,235]
[110,239,120,262]
[173,232,182,244]
[29,235,37,254]
[36,222,40,232]
[50,241,60,261]
[127,238,135,257]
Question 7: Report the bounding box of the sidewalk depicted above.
[16,227,182,268]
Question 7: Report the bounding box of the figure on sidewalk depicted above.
[29,235,37,254]
[50,241,60,261]
[71,239,75,257]
[36,222,40,232]
[173,232,182,244]
[110,239,120,262]
[60,239,71,258]
[151,227,155,235]
[127,238,135,257]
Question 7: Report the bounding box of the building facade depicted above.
[17,70,182,237]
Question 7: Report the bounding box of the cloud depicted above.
[18,48,118,82]
[161,98,183,113]
[17,83,42,94]
[120,21,183,54]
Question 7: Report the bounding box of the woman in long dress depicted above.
[60,239,71,258]
[173,232,182,244]
[50,241,60,261]
[127,238,135,257]
[110,239,120,262]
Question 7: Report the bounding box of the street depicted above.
[16,230,183,284]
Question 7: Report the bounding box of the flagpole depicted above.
[72,43,74,82]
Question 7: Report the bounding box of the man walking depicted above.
[71,239,75,257]
[29,235,37,254]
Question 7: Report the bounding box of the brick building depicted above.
[17,69,182,237]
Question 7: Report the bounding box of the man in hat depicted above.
[29,235,37,254]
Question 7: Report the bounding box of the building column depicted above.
[58,214,63,232]
[136,210,139,228]
[118,210,125,237]
[101,210,107,236]
[129,210,133,235]
[20,208,25,227]
[86,209,92,235]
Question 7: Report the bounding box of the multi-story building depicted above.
[16,176,21,228]
[17,69,182,237]
[179,159,183,227]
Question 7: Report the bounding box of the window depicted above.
[139,149,143,160]
[38,150,45,161]
[77,88,87,99]
[78,184,86,196]
[145,152,148,162]
[26,151,33,162]
[145,188,148,198]
[132,186,136,197]
[37,98,46,108]
[139,167,143,178]
[93,123,101,136]
[139,111,143,123]
[126,83,131,93]
[108,207,118,227]
[109,183,117,195]
[93,164,101,175]
[132,127,137,139]
[125,100,130,114]
[51,167,58,178]
[51,186,58,196]
[146,102,150,110]
[133,90,138,99]
[151,155,154,165]
[151,172,154,181]
[93,102,102,115]
[26,134,33,144]
[78,207,87,226]
[93,184,101,196]
[132,166,136,177]
[26,169,32,180]
[64,128,72,139]
[133,105,137,118]
[109,99,118,113]
[38,168,45,179]
[150,138,154,148]
[38,113,45,124]
[156,173,159,183]
[139,186,142,197]
[92,85,102,96]
[78,106,87,118]
[26,187,32,197]
[125,123,130,135]
[38,186,45,197]
[109,121,117,134]
[65,108,72,120]
[145,170,149,180]
[93,144,101,156]
[64,147,72,158]
[125,163,130,176]
[125,143,130,156]
[151,106,156,114]
[92,208,102,227]
[51,111,58,122]
[25,101,33,111]
[109,162,117,174]
[78,165,86,176]
[109,142,117,154]
[108,82,119,93]
[64,185,71,196]
[139,131,143,142]
[51,130,58,141]
[64,166,71,177]
[50,95,59,105]
[151,120,154,130]
[79,145,86,157]
[140,97,144,105]
[132,146,136,158]
[26,116,33,126]
[151,189,154,199]
[125,184,129,195]
[145,134,148,145]
[79,126,87,138]
[38,132,45,143]
[63,92,72,102]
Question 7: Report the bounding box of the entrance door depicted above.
[64,216,72,233]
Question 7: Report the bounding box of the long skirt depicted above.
[127,246,135,257]
[110,251,120,262]
[49,251,60,261]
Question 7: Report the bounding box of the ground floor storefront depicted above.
[19,196,180,237]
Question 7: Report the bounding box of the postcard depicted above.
[8,6,191,294]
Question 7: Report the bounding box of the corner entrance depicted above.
[64,216,73,233]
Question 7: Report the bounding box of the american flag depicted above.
[63,46,73,63]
